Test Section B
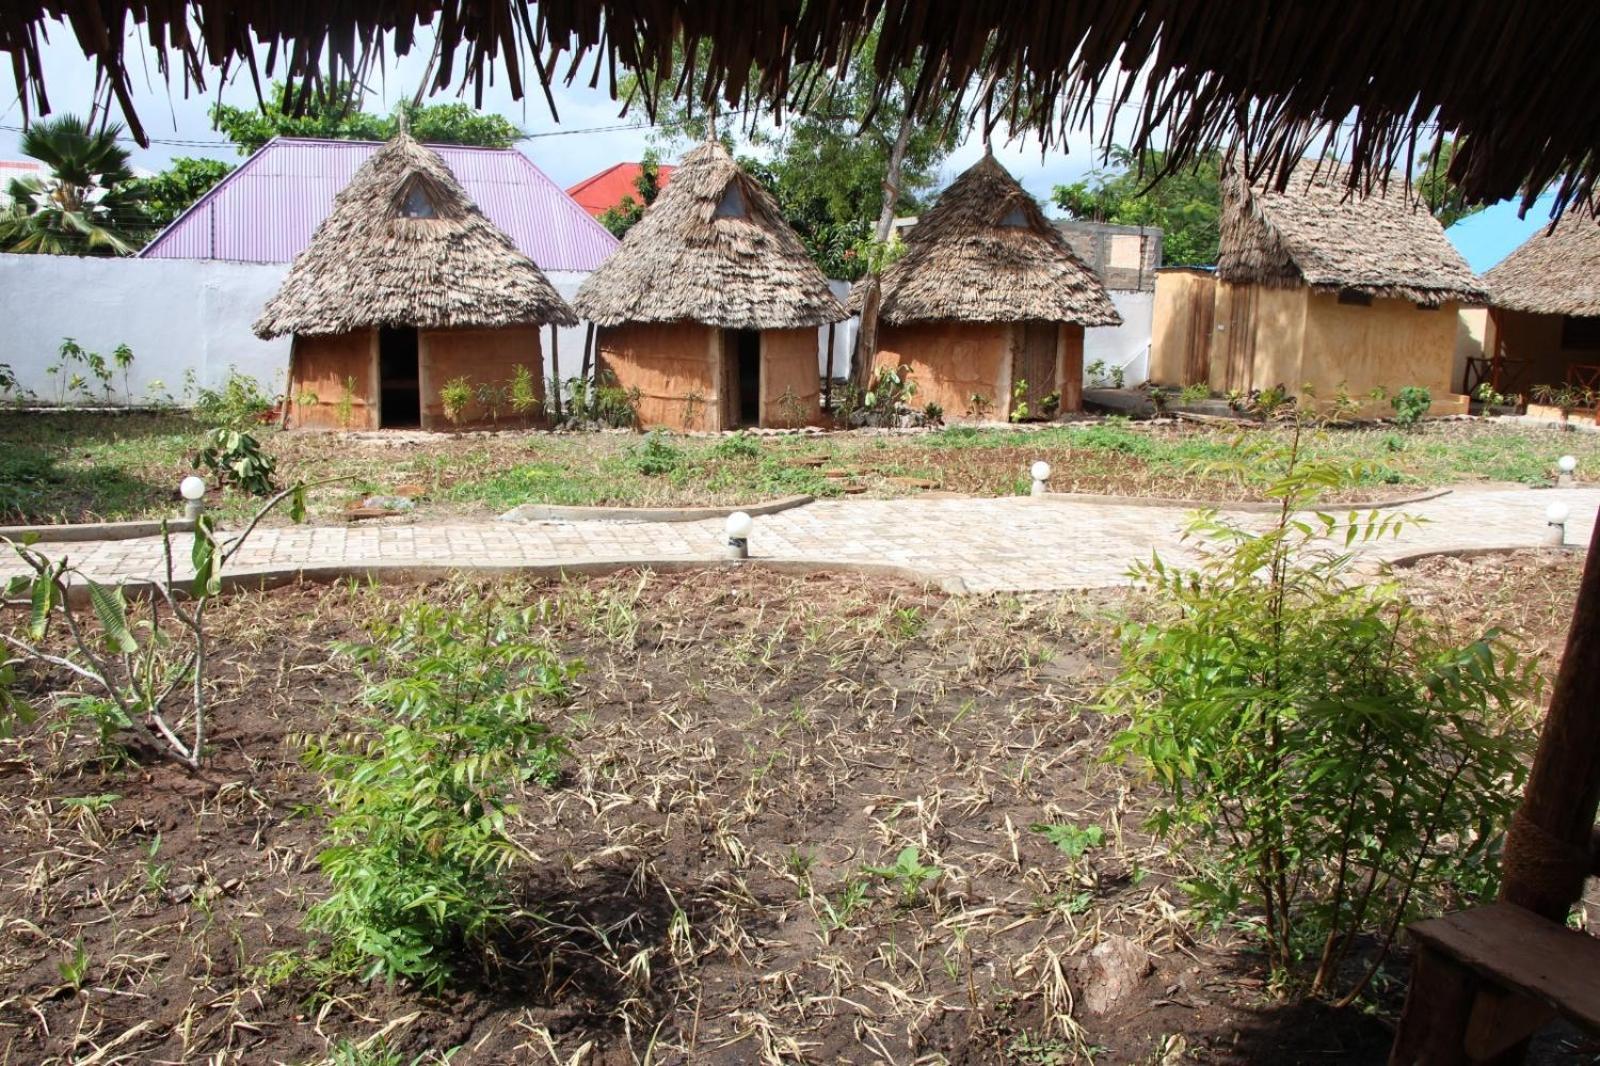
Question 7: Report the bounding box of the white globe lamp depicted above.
[1558,454,1579,486]
[1546,501,1571,546]
[725,511,753,559]
[180,475,207,520]
[1030,460,1052,497]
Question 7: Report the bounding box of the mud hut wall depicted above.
[1057,325,1085,413]
[1489,308,1600,391]
[288,330,378,429]
[419,325,546,429]
[759,328,823,426]
[1300,292,1461,410]
[595,322,720,431]
[1150,270,1217,386]
[1207,281,1306,395]
[874,321,1012,421]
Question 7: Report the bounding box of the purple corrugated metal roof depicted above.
[139,137,618,271]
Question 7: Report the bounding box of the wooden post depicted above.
[279,337,298,429]
[549,323,562,422]
[1390,515,1600,1063]
[580,322,595,386]
[823,322,836,413]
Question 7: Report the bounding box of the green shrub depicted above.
[1104,427,1537,1003]
[303,595,578,990]
[439,376,473,426]
[192,427,277,495]
[1389,385,1432,428]
[562,371,639,428]
[191,369,272,429]
[509,364,539,418]
[712,431,761,460]
[632,430,683,476]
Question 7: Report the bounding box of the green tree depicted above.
[1418,139,1486,230]
[128,157,235,231]
[597,151,663,238]
[1053,147,1224,267]
[211,84,522,155]
[0,115,149,256]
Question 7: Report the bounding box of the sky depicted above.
[1445,192,1561,274]
[0,22,1116,209]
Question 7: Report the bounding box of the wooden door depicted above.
[1184,283,1215,386]
[1015,321,1059,419]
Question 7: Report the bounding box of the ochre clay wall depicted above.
[759,328,822,427]
[289,331,377,430]
[1299,293,1458,409]
[1489,308,1600,393]
[874,321,1011,421]
[1057,325,1085,413]
[1150,270,1217,387]
[596,322,717,431]
[419,326,546,429]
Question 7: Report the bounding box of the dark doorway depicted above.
[378,327,421,428]
[725,329,762,428]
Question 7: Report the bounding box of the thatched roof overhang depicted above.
[7,3,1600,218]
[573,140,845,330]
[1484,211,1600,317]
[1215,165,1488,308]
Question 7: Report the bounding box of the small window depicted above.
[399,183,437,219]
[999,205,1029,228]
[714,183,748,219]
[1337,289,1373,306]
[1562,315,1600,351]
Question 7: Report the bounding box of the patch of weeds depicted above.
[632,431,683,476]
[1030,821,1105,860]
[863,846,942,907]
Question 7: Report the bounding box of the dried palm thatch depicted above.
[1216,163,1487,308]
[856,154,1120,327]
[8,3,1600,218]
[254,133,575,338]
[1484,210,1600,317]
[573,140,845,329]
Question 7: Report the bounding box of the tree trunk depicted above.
[850,114,914,389]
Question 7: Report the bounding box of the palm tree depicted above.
[0,115,148,255]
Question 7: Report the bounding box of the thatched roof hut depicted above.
[573,139,843,330]
[858,153,1119,421]
[573,140,842,432]
[1216,163,1487,308]
[1485,211,1600,317]
[257,132,575,431]
[255,132,575,339]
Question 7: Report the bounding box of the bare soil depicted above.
[0,556,1592,1064]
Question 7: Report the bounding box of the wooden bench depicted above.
[1394,902,1600,1063]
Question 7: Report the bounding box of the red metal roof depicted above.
[139,138,618,271]
[565,161,676,218]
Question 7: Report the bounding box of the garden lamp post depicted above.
[1031,460,1052,498]
[1546,502,1570,546]
[180,476,207,521]
[725,511,752,560]
[1558,454,1578,487]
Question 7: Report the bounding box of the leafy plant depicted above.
[508,364,539,418]
[439,376,473,426]
[336,376,358,430]
[303,594,577,989]
[474,380,509,425]
[712,432,761,460]
[561,371,639,429]
[0,362,23,402]
[1009,379,1030,423]
[2,482,323,768]
[923,401,945,425]
[191,368,273,429]
[966,393,994,421]
[863,846,942,907]
[1180,383,1210,406]
[1104,425,1538,1002]
[1031,822,1106,860]
[193,427,277,496]
[1148,387,1171,416]
[58,939,91,991]
[777,386,810,428]
[1389,385,1433,428]
[632,431,683,476]
[1531,382,1594,427]
[862,364,917,427]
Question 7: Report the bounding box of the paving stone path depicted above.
[8,485,1598,595]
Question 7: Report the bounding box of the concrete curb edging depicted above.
[1384,544,1583,570]
[498,494,814,524]
[0,518,196,543]
[1038,487,1452,513]
[41,556,967,607]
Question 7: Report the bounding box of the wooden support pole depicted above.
[1391,515,1600,1063]
[549,324,562,422]
[580,322,595,386]
[823,322,836,413]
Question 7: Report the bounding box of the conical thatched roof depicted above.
[856,154,1121,327]
[1484,209,1600,316]
[1216,162,1487,307]
[255,133,576,338]
[572,140,845,329]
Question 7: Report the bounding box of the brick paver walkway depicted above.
[8,486,1597,594]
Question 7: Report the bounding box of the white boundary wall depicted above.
[0,254,594,402]
[1086,290,1154,387]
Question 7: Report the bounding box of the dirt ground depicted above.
[0,555,1593,1064]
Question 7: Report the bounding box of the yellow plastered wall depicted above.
[875,321,1012,420]
[1452,306,1488,392]
[419,326,546,430]
[1248,286,1310,394]
[1150,270,1218,386]
[1299,293,1458,407]
[596,322,718,431]
[289,330,378,430]
[759,328,822,427]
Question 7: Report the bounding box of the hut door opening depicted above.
[378,327,421,428]
[724,330,762,428]
[1015,321,1059,420]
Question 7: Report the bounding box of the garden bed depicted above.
[3,411,1599,527]
[0,558,1589,1063]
